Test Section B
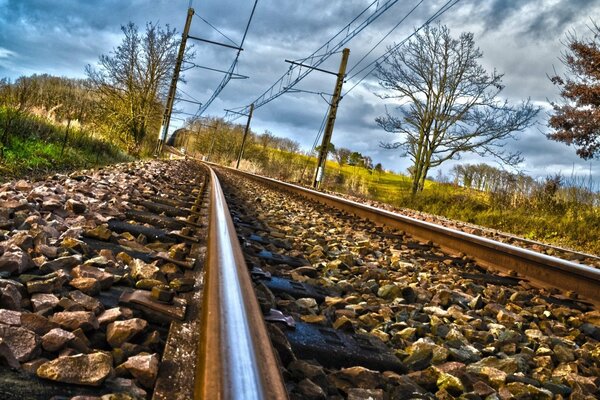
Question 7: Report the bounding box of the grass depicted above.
[0,109,131,182]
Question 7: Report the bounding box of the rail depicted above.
[195,166,288,399]
[221,165,600,306]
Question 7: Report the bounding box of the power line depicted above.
[343,0,462,96]
[345,0,425,76]
[227,0,402,121]
[193,0,259,117]
[196,15,239,47]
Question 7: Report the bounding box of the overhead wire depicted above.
[226,0,402,122]
[196,15,239,47]
[343,0,462,96]
[191,0,259,117]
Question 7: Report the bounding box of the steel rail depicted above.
[195,166,288,399]
[220,165,600,306]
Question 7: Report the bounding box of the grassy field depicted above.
[302,159,600,255]
[0,109,131,182]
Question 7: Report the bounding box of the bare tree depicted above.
[334,147,352,166]
[375,24,539,194]
[86,22,190,155]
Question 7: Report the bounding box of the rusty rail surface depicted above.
[195,166,288,399]
[220,165,600,306]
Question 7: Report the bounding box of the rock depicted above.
[168,243,187,261]
[347,388,384,400]
[329,366,383,391]
[377,284,402,300]
[117,353,159,389]
[553,343,575,363]
[0,309,21,325]
[72,265,114,290]
[436,371,464,396]
[26,270,68,294]
[0,325,41,361]
[0,338,20,369]
[296,378,327,400]
[296,297,317,309]
[6,231,34,251]
[107,318,148,348]
[135,279,165,290]
[42,328,76,352]
[37,244,58,258]
[31,293,60,312]
[69,277,101,296]
[84,225,113,241]
[0,245,33,274]
[21,313,59,335]
[104,377,147,398]
[466,365,507,388]
[68,290,104,315]
[36,352,113,386]
[506,382,552,399]
[40,254,82,272]
[0,282,22,310]
[301,314,327,324]
[472,380,496,397]
[66,199,87,214]
[21,357,49,374]
[50,311,99,331]
[98,308,126,325]
[130,259,160,281]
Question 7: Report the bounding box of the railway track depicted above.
[1,159,600,399]
[211,165,600,399]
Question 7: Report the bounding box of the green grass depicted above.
[0,109,131,182]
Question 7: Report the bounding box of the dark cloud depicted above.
[1,0,599,180]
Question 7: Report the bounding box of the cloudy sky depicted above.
[1,0,599,181]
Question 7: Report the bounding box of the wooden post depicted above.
[312,48,350,188]
[235,103,254,169]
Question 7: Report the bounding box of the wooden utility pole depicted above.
[312,48,350,188]
[235,103,255,169]
[156,7,194,155]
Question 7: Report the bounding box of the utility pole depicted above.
[156,7,194,155]
[312,48,350,189]
[235,103,255,169]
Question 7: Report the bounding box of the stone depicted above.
[436,371,464,396]
[0,338,20,369]
[377,284,402,300]
[22,357,49,374]
[295,378,326,400]
[69,277,101,296]
[329,366,383,391]
[0,325,41,362]
[0,309,21,325]
[66,199,87,214]
[130,259,160,281]
[301,314,327,324]
[68,290,104,315]
[98,308,126,325]
[0,245,33,274]
[117,353,159,389]
[36,352,113,386]
[107,318,148,348]
[168,243,187,261]
[42,328,76,352]
[40,254,82,272]
[506,382,552,399]
[296,297,317,309]
[347,388,384,400]
[135,279,165,290]
[0,283,22,310]
[21,313,59,335]
[553,343,575,363]
[26,270,68,294]
[85,225,113,241]
[31,293,60,312]
[72,265,114,290]
[50,311,99,331]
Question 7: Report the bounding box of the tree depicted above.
[548,23,600,159]
[375,24,539,194]
[334,147,351,166]
[315,142,335,159]
[86,22,190,155]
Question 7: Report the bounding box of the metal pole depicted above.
[312,48,350,188]
[156,7,194,155]
[235,103,254,169]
